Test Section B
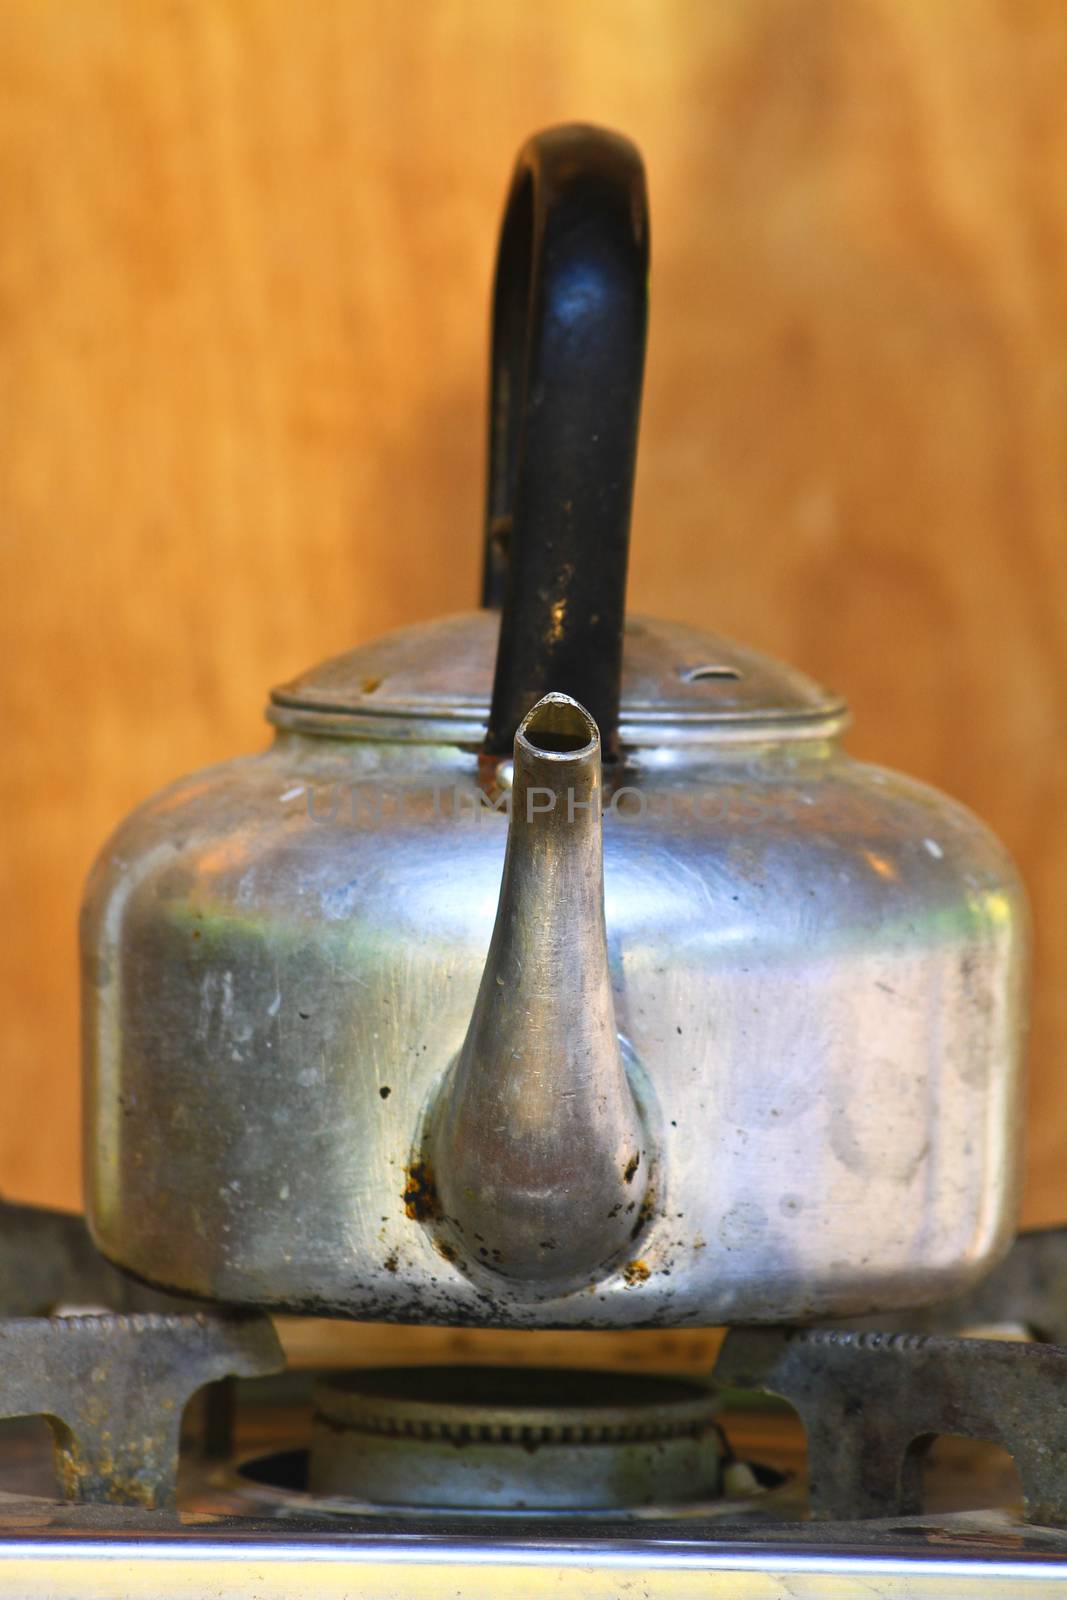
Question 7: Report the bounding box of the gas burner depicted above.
[298,1365,723,1512]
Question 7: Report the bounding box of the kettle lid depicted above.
[268,609,847,747]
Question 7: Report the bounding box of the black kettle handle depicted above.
[481,124,649,757]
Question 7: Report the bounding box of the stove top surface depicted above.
[0,1401,1062,1598]
[2,1202,1067,1596]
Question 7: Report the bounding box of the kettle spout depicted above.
[428,693,650,1288]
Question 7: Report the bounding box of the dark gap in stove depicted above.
[0,1416,60,1500]
[717,1393,804,1497]
[914,1434,1023,1516]
[242,1447,310,1492]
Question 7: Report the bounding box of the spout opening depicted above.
[518,694,598,758]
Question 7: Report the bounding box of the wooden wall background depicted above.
[3,0,1067,1252]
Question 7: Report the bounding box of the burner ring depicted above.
[309,1365,723,1511]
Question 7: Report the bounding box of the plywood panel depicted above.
[2,0,1066,1252]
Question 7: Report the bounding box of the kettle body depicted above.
[82,608,1026,1326]
[81,125,1027,1326]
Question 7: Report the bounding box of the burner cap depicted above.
[309,1365,722,1511]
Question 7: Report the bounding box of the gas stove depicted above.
[0,1198,1066,1597]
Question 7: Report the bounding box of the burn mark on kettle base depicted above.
[433,1238,464,1269]
[624,1151,641,1184]
[630,1190,656,1242]
[402,1160,441,1223]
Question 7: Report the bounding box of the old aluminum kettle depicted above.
[82,126,1028,1327]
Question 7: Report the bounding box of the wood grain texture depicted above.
[2,0,1066,1254]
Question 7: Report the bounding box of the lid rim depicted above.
[266,703,851,748]
[270,691,849,727]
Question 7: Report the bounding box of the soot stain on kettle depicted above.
[402,1160,442,1224]
[629,1188,656,1243]
[623,1259,651,1286]
[433,1238,463,1269]
[953,951,995,1088]
[718,1200,768,1251]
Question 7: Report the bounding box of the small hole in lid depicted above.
[681,664,742,683]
